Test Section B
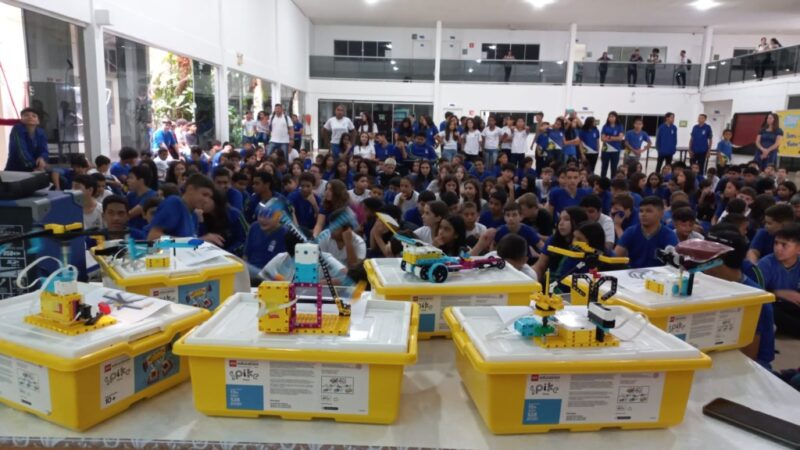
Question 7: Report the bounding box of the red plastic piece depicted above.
[98,302,111,315]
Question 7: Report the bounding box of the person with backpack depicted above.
[267,103,294,159]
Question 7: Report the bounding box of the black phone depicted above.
[703,398,800,449]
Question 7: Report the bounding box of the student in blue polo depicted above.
[747,204,794,263]
[547,166,592,218]
[493,203,543,257]
[213,167,244,211]
[480,190,507,229]
[689,113,713,173]
[623,117,651,166]
[5,107,48,172]
[614,196,678,268]
[716,129,734,170]
[600,111,625,178]
[125,165,157,231]
[656,112,678,173]
[288,173,321,230]
[244,171,283,224]
[245,204,287,282]
[757,223,800,338]
[148,174,215,240]
[408,132,437,161]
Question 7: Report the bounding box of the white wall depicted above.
[220,0,276,82]
[712,34,800,60]
[11,0,90,23]
[277,0,309,90]
[701,76,800,113]
[576,31,704,62]
[440,28,570,60]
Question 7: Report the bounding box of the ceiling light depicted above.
[468,68,474,73]
[393,66,399,71]
[527,0,556,9]
[365,0,380,4]
[539,69,544,73]
[390,60,396,65]
[385,43,392,49]
[488,45,496,50]
[720,61,726,65]
[689,0,721,11]
[556,60,564,65]
[476,59,482,63]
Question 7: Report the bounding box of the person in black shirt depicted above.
[628,49,643,86]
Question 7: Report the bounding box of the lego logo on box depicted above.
[104,364,111,372]
[530,375,539,381]
[229,360,237,367]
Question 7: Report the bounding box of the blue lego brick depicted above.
[295,262,319,283]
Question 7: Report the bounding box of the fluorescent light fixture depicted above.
[720,61,726,65]
[390,60,396,65]
[488,45,496,50]
[556,60,564,65]
[708,66,716,70]
[385,43,392,49]
[689,0,721,11]
[393,66,399,71]
[468,68,474,73]
[365,0,380,4]
[539,68,544,73]
[527,0,556,8]
[476,59,482,63]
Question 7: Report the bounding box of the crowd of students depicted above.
[5,104,800,384]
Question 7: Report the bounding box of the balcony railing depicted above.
[439,59,566,84]
[309,55,434,81]
[573,61,701,87]
[705,45,800,86]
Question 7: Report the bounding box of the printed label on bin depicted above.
[225,359,369,415]
[667,307,743,349]
[150,280,220,310]
[522,372,664,425]
[0,354,51,414]
[413,294,507,332]
[99,341,180,409]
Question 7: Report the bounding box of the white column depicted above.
[698,26,714,89]
[563,23,578,112]
[272,82,282,110]
[433,20,443,123]
[215,64,229,142]
[82,6,110,158]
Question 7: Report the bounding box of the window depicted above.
[481,43,540,61]
[608,46,668,62]
[788,95,800,110]
[333,40,392,58]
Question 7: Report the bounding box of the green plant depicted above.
[228,105,242,147]
[151,53,194,121]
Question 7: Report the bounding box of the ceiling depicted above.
[292,0,800,33]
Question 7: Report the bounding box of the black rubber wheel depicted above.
[431,264,448,283]
[496,259,506,269]
[419,265,429,281]
[400,260,407,271]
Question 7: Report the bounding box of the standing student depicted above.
[437,118,460,162]
[291,114,303,150]
[614,196,678,268]
[689,114,713,173]
[656,112,678,173]
[500,116,514,159]
[623,117,651,166]
[716,129,734,170]
[675,50,690,87]
[755,113,783,170]
[645,48,661,87]
[481,115,503,172]
[600,111,625,178]
[597,52,611,85]
[562,117,581,165]
[503,49,516,82]
[510,117,530,169]
[322,105,355,159]
[267,103,294,159]
[627,48,643,86]
[460,118,482,162]
[148,174,215,240]
[578,116,601,173]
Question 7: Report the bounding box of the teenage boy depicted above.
[480,190,508,229]
[408,132,437,161]
[111,147,138,185]
[348,174,371,204]
[469,159,491,181]
[757,224,800,338]
[394,176,419,216]
[148,174,215,240]
[547,167,591,218]
[495,234,538,280]
[655,112,677,173]
[689,113,713,173]
[518,193,553,238]
[244,171,280,224]
[615,196,678,268]
[462,201,486,244]
[748,203,795,263]
[318,221,367,270]
[496,163,517,203]
[403,190,434,228]
[71,174,103,230]
[213,167,244,211]
[5,107,48,173]
[623,117,651,166]
[580,194,615,251]
[102,195,145,240]
[288,173,321,230]
[536,166,555,204]
[126,165,157,231]
[492,203,543,257]
[672,207,705,242]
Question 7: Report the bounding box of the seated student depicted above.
[748,204,795,263]
[71,174,104,230]
[403,190,434,228]
[259,226,347,284]
[377,158,399,187]
[610,193,638,241]
[615,196,678,269]
[777,181,797,203]
[213,167,244,211]
[125,165,157,231]
[469,158,491,181]
[153,147,172,182]
[282,175,298,196]
[495,163,518,203]
[547,167,592,218]
[756,223,800,338]
[111,147,138,185]
[198,187,247,255]
[394,175,421,215]
[485,203,543,258]
[490,234,538,280]
[610,177,642,210]
[102,195,145,240]
[384,176,401,204]
[590,176,612,215]
[433,215,467,257]
[414,200,448,245]
[233,171,250,197]
[533,206,589,283]
[90,155,123,194]
[369,204,406,258]
[704,224,774,369]
[244,171,280,224]
[517,157,537,181]
[90,172,113,202]
[361,196,383,243]
[672,207,705,242]
[408,132,437,161]
[535,166,555,204]
[580,194,615,251]
[318,218,367,270]
[287,172,322,228]
[518,193,553,238]
[147,174,215,240]
[480,190,508,229]
[348,174,371,204]
[791,194,800,221]
[142,197,161,226]
[461,201,486,246]
[186,145,210,175]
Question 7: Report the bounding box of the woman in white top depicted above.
[255,111,270,144]
[352,132,376,160]
[356,112,379,144]
[481,115,503,172]
[323,105,355,159]
[414,200,448,245]
[460,118,482,161]
[436,117,460,162]
[500,115,514,158]
[510,117,530,168]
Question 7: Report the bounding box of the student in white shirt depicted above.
[510,117,529,168]
[488,234,537,281]
[317,225,367,269]
[460,118,482,161]
[414,200,448,245]
[267,103,294,159]
[153,148,173,182]
[481,115,503,171]
[348,173,371,204]
[580,194,616,252]
[352,132,376,160]
[242,111,258,144]
[323,105,355,159]
[500,116,514,159]
[356,112,379,144]
[394,177,419,215]
[462,201,487,242]
[437,118,460,162]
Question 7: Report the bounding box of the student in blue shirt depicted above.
[615,196,678,268]
[212,167,244,211]
[244,171,283,224]
[655,112,678,173]
[493,203,543,258]
[479,191,507,229]
[292,114,303,150]
[148,173,215,240]
[747,204,794,263]
[110,147,138,185]
[610,193,639,242]
[716,129,733,170]
[125,165,157,232]
[547,167,592,218]
[5,107,48,172]
[186,146,210,175]
[408,133,437,161]
[403,190,434,228]
[546,119,566,166]
[578,117,601,174]
[623,117,651,166]
[689,114,713,173]
[600,111,625,178]
[151,119,178,158]
[244,205,287,282]
[288,173,321,230]
[468,158,491,181]
[757,223,800,338]
[755,113,784,170]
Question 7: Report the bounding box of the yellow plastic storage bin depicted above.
[173,292,418,424]
[0,283,209,431]
[364,257,540,339]
[93,240,247,311]
[444,305,711,434]
[589,267,774,352]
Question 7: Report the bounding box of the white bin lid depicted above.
[99,240,239,279]
[597,267,769,308]
[0,284,200,359]
[369,257,535,289]
[183,293,411,354]
[451,305,702,362]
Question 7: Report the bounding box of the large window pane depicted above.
[524,44,540,61]
[348,41,362,57]
[363,41,377,57]
[105,35,151,155]
[511,44,525,60]
[192,61,216,145]
[334,40,348,56]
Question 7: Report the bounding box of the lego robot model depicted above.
[513,242,629,348]
[256,199,362,336]
[648,238,733,297]
[96,236,204,271]
[375,212,505,283]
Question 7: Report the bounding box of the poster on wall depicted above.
[777,109,800,157]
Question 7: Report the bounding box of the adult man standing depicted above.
[689,114,713,173]
[267,103,294,159]
[5,107,48,173]
[656,112,678,173]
